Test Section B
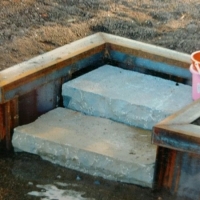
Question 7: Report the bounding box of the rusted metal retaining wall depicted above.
[0,34,106,150]
[152,99,200,199]
[0,32,191,154]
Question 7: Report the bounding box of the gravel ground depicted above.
[0,0,200,71]
[0,0,200,199]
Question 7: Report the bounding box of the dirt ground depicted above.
[0,151,177,200]
[0,0,200,200]
[0,0,200,71]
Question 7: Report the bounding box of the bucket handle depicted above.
[195,62,200,74]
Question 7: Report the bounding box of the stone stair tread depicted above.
[12,107,156,188]
[62,65,192,129]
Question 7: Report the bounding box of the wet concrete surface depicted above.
[0,151,179,200]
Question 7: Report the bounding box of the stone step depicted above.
[62,65,192,130]
[12,107,156,188]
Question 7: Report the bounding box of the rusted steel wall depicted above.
[154,146,200,199]
[106,43,191,84]
[0,80,65,150]
[1,48,105,103]
[152,99,200,199]
[153,147,179,192]
[0,99,18,150]
[0,47,104,151]
[108,43,190,69]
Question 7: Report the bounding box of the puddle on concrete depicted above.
[28,183,93,200]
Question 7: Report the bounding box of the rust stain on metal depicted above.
[10,98,19,128]
[164,149,177,189]
[4,101,11,150]
[0,98,18,150]
[0,103,6,141]
[154,147,179,191]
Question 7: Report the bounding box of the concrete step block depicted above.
[12,107,156,188]
[62,65,192,129]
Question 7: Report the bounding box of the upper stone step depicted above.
[62,65,192,130]
[12,107,156,188]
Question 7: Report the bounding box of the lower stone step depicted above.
[12,107,156,188]
[62,65,192,130]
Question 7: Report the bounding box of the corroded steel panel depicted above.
[18,90,37,125]
[108,50,190,80]
[0,103,6,141]
[36,79,61,115]
[3,52,104,103]
[154,146,200,199]
[153,98,200,199]
[108,43,190,69]
[154,147,179,192]
[0,99,18,150]
[153,125,200,154]
[1,46,105,103]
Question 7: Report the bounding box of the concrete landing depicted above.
[62,65,192,129]
[12,107,156,188]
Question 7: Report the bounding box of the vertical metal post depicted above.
[0,98,18,151]
[153,146,180,192]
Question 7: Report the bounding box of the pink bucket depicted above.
[190,64,200,100]
[191,51,200,73]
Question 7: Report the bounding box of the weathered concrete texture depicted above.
[12,107,156,188]
[62,65,192,129]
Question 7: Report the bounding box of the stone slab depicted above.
[62,65,192,129]
[12,107,156,188]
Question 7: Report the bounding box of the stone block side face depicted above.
[12,131,154,188]
[63,88,167,130]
